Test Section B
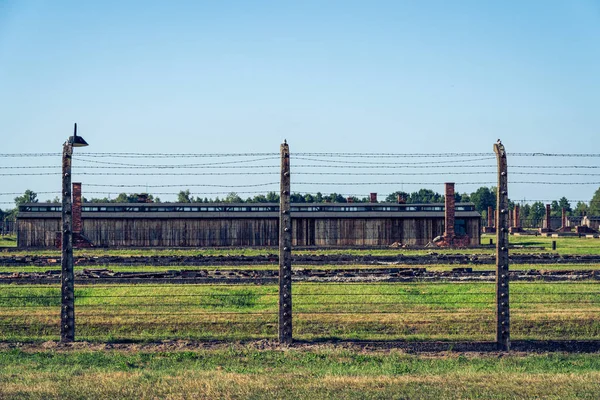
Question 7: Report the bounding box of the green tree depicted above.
[114,193,156,203]
[409,189,443,204]
[521,203,531,221]
[14,190,38,206]
[265,192,280,203]
[290,193,306,203]
[574,201,589,216]
[385,191,409,203]
[469,187,496,213]
[303,194,315,203]
[530,201,546,224]
[558,197,571,213]
[177,190,192,203]
[224,192,243,203]
[252,194,268,203]
[589,187,600,216]
[550,200,560,217]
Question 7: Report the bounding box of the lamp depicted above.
[68,123,89,147]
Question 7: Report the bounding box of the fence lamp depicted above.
[68,123,89,147]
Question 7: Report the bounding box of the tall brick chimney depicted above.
[487,206,494,228]
[444,182,455,238]
[72,182,82,234]
[370,193,377,203]
[545,204,551,229]
[514,204,520,228]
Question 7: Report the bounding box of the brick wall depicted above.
[444,183,455,238]
[72,182,82,234]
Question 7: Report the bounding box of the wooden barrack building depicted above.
[17,201,481,248]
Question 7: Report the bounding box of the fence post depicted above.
[494,140,510,351]
[61,142,75,342]
[279,140,292,343]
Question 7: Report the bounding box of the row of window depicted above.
[19,204,475,213]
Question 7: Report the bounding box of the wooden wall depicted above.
[17,219,60,248]
[17,216,480,248]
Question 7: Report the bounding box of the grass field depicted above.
[1,347,600,399]
[1,262,599,274]
[1,233,600,256]
[1,281,598,343]
[0,235,16,247]
[2,234,599,399]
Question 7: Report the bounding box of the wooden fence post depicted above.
[279,140,292,343]
[494,140,510,351]
[61,142,75,342]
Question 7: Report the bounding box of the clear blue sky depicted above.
[1,0,599,205]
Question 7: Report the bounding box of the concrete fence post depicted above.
[494,140,510,351]
[279,140,292,343]
[61,143,75,342]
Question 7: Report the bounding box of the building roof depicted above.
[18,202,481,219]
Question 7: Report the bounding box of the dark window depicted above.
[455,219,467,235]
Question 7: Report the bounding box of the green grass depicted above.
[1,281,599,343]
[0,235,16,247]
[1,348,600,399]
[2,233,600,257]
[2,262,599,273]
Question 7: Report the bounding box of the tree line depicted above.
[3,187,600,223]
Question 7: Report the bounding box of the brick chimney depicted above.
[487,206,494,228]
[444,183,455,238]
[545,204,551,229]
[397,194,406,204]
[370,193,377,203]
[72,182,82,234]
[514,204,520,228]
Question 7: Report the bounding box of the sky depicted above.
[1,0,599,206]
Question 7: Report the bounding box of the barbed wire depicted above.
[76,152,280,158]
[291,156,496,165]
[3,165,600,173]
[85,182,279,188]
[72,156,279,167]
[0,172,280,176]
[2,151,600,158]
[295,152,600,158]
[293,181,600,186]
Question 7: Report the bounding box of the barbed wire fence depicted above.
[0,145,599,346]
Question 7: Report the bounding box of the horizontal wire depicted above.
[78,311,276,315]
[292,156,496,165]
[512,292,600,295]
[85,182,279,188]
[296,153,494,158]
[71,310,490,316]
[0,172,280,176]
[73,156,279,167]
[295,152,600,158]
[0,153,61,157]
[294,181,600,185]
[2,152,600,159]
[293,172,600,176]
[76,152,279,158]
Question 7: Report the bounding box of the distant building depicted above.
[17,201,481,248]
